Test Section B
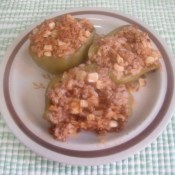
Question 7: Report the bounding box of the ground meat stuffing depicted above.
[88,25,161,80]
[46,64,131,141]
[29,14,93,58]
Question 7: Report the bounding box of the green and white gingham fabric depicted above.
[0,0,175,174]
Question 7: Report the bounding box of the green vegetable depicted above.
[29,29,95,74]
[43,75,62,120]
[43,64,134,121]
[88,26,128,58]
[88,26,160,84]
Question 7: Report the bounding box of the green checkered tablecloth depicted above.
[0,0,175,174]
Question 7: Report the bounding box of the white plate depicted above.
[0,8,175,166]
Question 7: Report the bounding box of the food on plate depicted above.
[29,14,95,74]
[88,25,161,84]
[32,21,161,141]
[44,64,133,141]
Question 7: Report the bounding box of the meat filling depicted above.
[30,14,93,58]
[46,64,132,141]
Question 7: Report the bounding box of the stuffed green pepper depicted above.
[88,25,161,84]
[29,14,95,74]
[44,64,133,141]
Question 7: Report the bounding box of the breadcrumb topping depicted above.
[29,14,93,58]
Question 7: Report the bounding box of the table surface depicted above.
[0,0,175,174]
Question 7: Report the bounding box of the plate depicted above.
[0,8,175,166]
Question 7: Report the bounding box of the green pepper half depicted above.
[29,29,95,74]
[43,74,62,120]
[43,64,133,121]
[88,26,160,84]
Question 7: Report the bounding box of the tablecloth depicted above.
[0,0,175,174]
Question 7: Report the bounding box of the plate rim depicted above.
[0,7,175,165]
